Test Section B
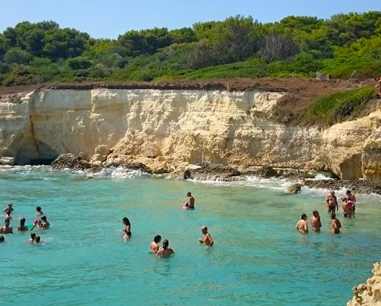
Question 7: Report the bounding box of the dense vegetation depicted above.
[0,11,381,85]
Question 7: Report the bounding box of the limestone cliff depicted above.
[0,86,380,180]
[347,262,381,306]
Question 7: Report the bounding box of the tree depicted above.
[260,34,299,62]
[43,28,90,60]
[4,47,32,64]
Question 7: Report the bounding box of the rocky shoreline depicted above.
[50,152,381,195]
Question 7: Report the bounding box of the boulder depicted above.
[257,166,278,178]
[0,157,15,166]
[141,142,162,158]
[78,152,90,162]
[95,145,110,155]
[123,162,152,174]
[347,262,381,306]
[91,153,107,163]
[183,163,244,181]
[51,153,91,171]
[287,183,302,194]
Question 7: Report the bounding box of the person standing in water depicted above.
[122,217,131,238]
[149,235,162,253]
[330,213,342,234]
[326,191,338,213]
[4,203,13,219]
[40,216,50,229]
[184,192,195,209]
[199,226,214,246]
[156,239,175,257]
[18,218,29,232]
[343,190,356,216]
[0,218,13,234]
[295,214,308,233]
[311,210,322,232]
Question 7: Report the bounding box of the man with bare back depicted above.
[326,190,338,213]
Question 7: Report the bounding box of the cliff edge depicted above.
[347,263,381,306]
[1,78,381,182]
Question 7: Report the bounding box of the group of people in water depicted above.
[122,192,213,257]
[0,203,49,243]
[296,189,357,234]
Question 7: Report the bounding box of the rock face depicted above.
[347,262,381,306]
[1,87,381,182]
[51,153,91,170]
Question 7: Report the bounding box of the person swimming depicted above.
[34,236,43,244]
[0,235,4,243]
[36,206,45,217]
[122,217,131,238]
[199,226,214,246]
[29,233,36,243]
[149,235,162,253]
[295,214,308,233]
[156,239,175,257]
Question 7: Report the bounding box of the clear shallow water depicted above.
[1,167,381,306]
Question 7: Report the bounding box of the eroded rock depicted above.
[51,153,91,170]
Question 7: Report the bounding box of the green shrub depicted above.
[300,87,375,126]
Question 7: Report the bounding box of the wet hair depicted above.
[331,213,336,219]
[346,190,351,194]
[301,214,307,219]
[36,236,41,243]
[154,235,161,243]
[20,218,26,225]
[0,235,4,242]
[41,216,47,221]
[31,233,36,240]
[312,210,318,216]
[122,217,130,226]
[36,206,42,212]
[187,192,191,196]
[163,239,169,250]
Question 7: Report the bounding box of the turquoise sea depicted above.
[1,166,381,306]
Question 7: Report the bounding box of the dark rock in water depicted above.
[184,163,243,181]
[51,153,91,171]
[257,166,278,178]
[304,179,381,195]
[287,183,302,194]
[106,162,152,174]
[78,152,90,162]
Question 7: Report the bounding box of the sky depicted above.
[0,0,380,39]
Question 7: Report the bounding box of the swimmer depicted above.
[311,210,322,232]
[184,192,195,209]
[41,216,50,229]
[326,190,338,213]
[36,206,45,216]
[29,233,36,243]
[18,218,29,232]
[34,236,43,244]
[199,226,214,246]
[295,214,308,233]
[156,239,175,257]
[122,217,131,238]
[123,229,130,241]
[149,235,162,253]
[0,218,13,234]
[343,190,356,215]
[4,203,13,219]
[0,235,4,243]
[330,213,342,234]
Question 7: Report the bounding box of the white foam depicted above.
[89,166,150,179]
